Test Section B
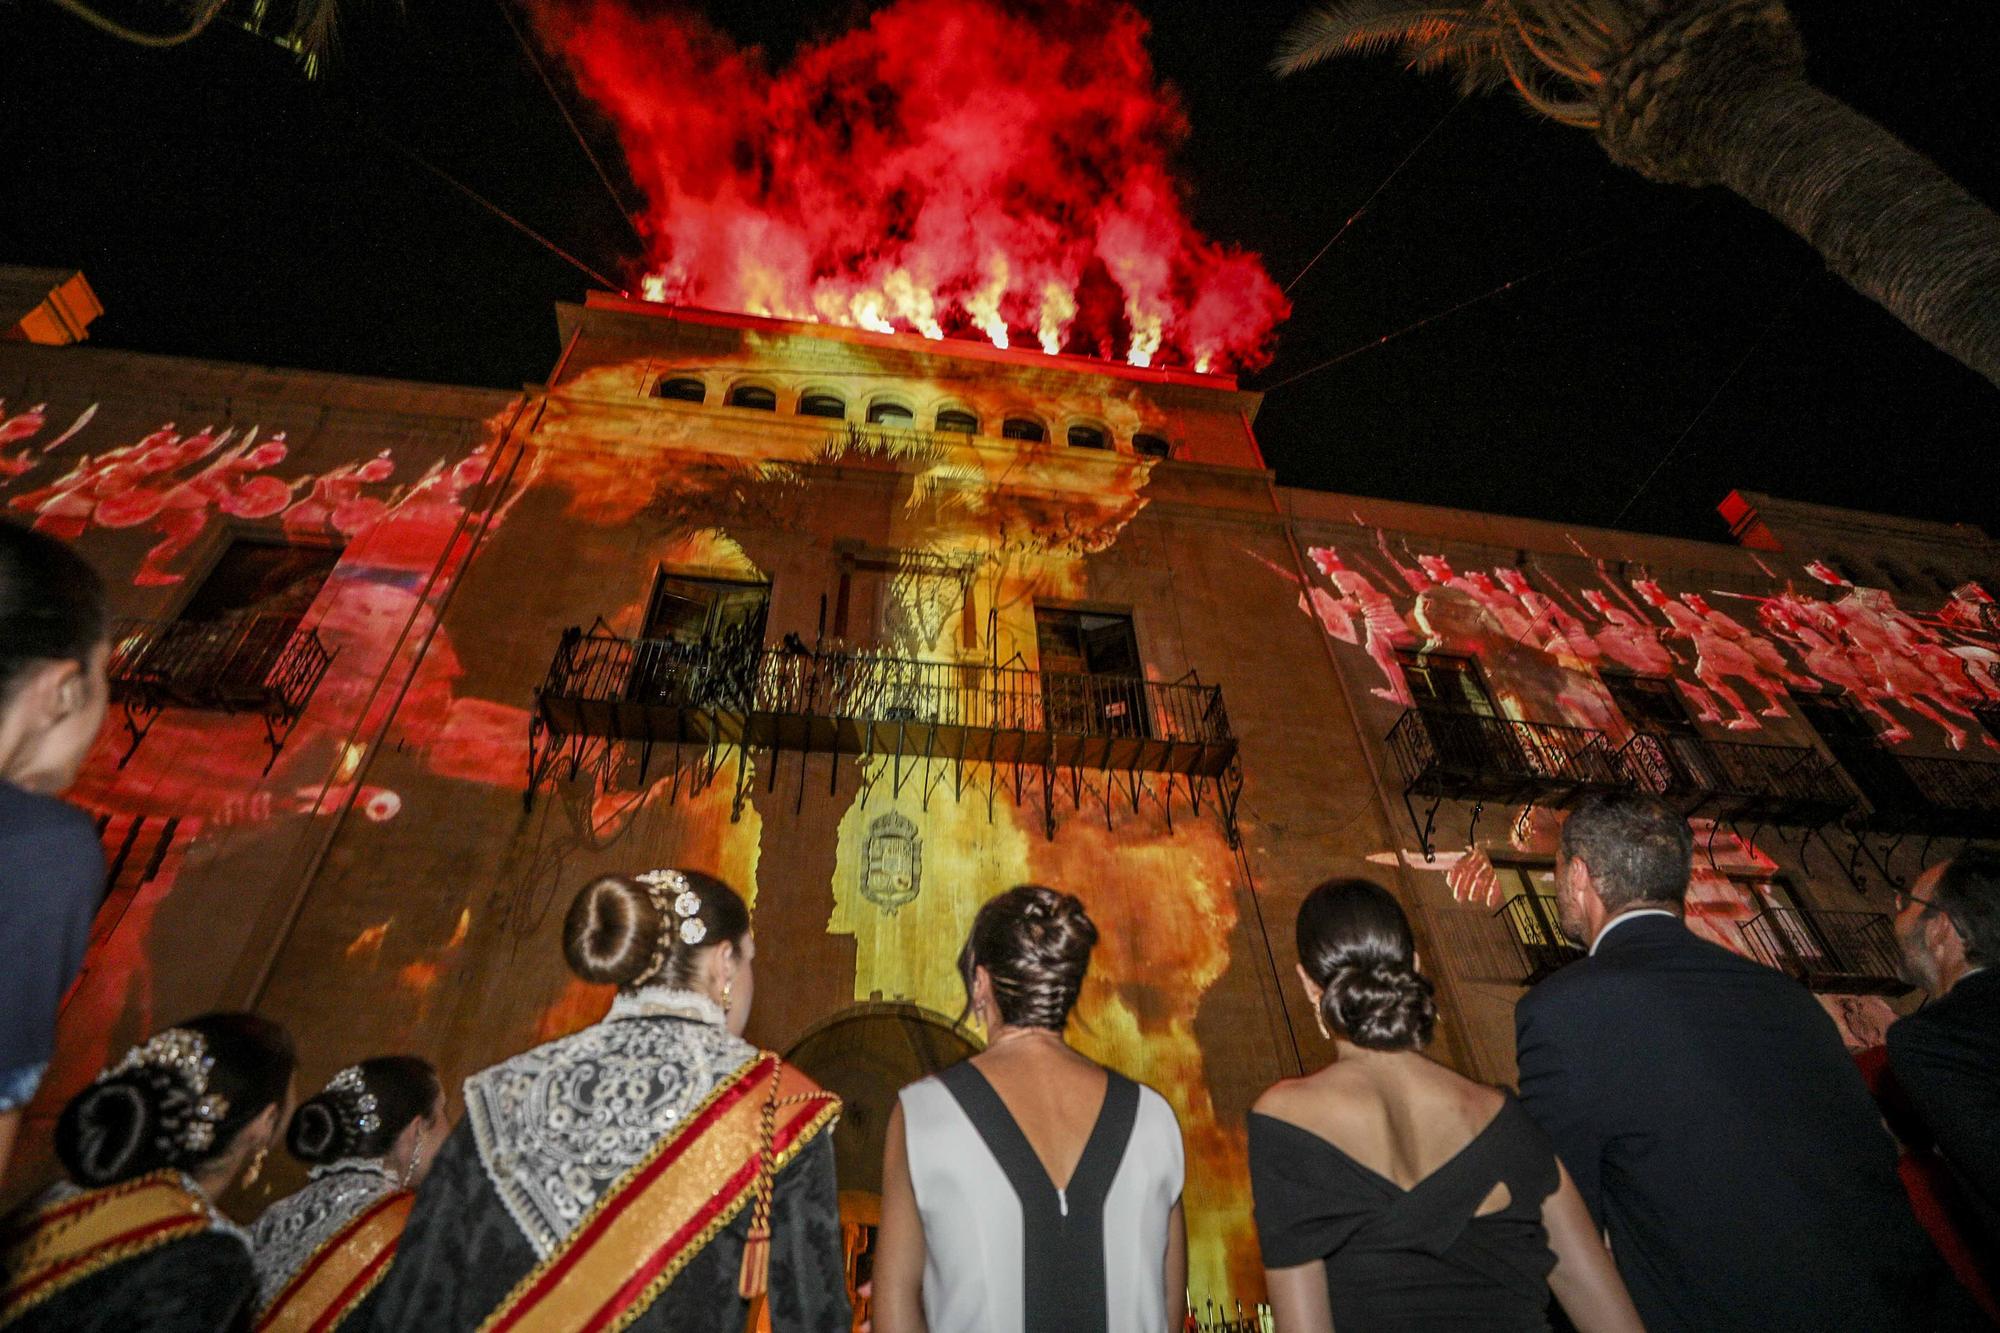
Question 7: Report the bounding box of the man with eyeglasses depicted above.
[1889,848,2000,1269]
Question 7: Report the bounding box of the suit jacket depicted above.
[1889,969,2000,1256]
[1515,914,1955,1333]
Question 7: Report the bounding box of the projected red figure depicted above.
[1632,578,1790,729]
[1303,547,1414,705]
[531,0,1288,371]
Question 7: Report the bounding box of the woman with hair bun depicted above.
[248,1056,445,1329]
[874,884,1189,1333]
[366,869,848,1331]
[1249,879,1641,1332]
[0,1011,296,1331]
[0,520,111,1182]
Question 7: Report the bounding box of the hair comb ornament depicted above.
[103,1028,231,1155]
[327,1066,382,1139]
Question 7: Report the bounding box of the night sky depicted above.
[2,0,1995,544]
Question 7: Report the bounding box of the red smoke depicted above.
[535,0,1288,372]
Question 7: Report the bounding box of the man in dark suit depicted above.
[1515,792,1961,1333]
[1890,848,2000,1262]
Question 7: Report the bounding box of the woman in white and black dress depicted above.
[248,1056,445,1328]
[874,884,1188,1333]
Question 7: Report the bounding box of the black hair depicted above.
[957,884,1098,1032]
[1933,847,2000,967]
[1559,792,1693,912]
[286,1056,442,1164]
[563,869,750,989]
[1296,878,1437,1052]
[0,518,107,701]
[55,1012,296,1188]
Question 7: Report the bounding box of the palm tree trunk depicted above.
[1702,77,2000,389]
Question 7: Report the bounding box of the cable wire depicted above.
[1283,95,1465,297]
[1608,273,1816,527]
[490,0,646,246]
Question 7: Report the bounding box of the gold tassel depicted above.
[738,1057,784,1300]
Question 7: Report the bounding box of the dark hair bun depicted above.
[564,876,663,986]
[1296,878,1439,1052]
[959,884,1099,1031]
[286,1099,348,1164]
[55,1072,178,1186]
[1322,962,1437,1052]
[562,870,750,992]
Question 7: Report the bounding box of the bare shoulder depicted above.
[1252,1070,1332,1122]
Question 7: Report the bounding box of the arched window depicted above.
[1001,417,1046,443]
[656,377,705,404]
[1132,433,1171,459]
[799,393,847,420]
[1067,424,1107,450]
[866,400,915,427]
[935,409,979,435]
[727,385,778,411]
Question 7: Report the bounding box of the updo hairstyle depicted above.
[286,1056,441,1165]
[957,884,1098,1032]
[1296,878,1437,1051]
[0,518,107,701]
[563,868,750,989]
[55,1012,297,1188]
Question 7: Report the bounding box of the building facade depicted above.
[5,276,1998,1304]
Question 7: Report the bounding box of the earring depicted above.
[721,979,734,1007]
[243,1145,269,1188]
[403,1125,426,1188]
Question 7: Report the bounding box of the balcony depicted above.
[529,628,1241,840]
[1388,709,1623,804]
[1498,893,1584,984]
[1615,733,1856,828]
[106,615,335,771]
[1821,742,2000,838]
[1737,909,1911,996]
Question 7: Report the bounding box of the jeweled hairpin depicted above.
[632,868,705,981]
[103,1028,231,1156]
[327,1066,383,1138]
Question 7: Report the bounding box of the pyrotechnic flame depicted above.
[345,921,391,961]
[536,0,1287,370]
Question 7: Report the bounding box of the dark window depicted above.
[866,401,915,427]
[1132,433,1171,459]
[726,385,778,411]
[935,409,979,435]
[1602,674,1698,736]
[1067,424,1107,450]
[1001,417,1046,443]
[642,573,771,647]
[1035,607,1148,737]
[656,378,706,404]
[181,540,340,628]
[1395,650,1496,716]
[799,393,846,420]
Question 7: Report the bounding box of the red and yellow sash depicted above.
[254,1189,413,1333]
[0,1170,213,1324]
[479,1053,838,1333]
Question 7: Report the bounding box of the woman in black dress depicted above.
[1249,879,1640,1333]
[0,1011,297,1333]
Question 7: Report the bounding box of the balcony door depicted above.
[1034,607,1148,738]
[1395,650,1511,775]
[631,572,770,711]
[1795,693,1924,812]
[1602,672,1711,791]
[166,539,340,696]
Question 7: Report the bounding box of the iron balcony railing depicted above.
[109,615,333,716]
[1737,908,1910,996]
[1615,733,1855,826]
[534,629,1237,777]
[1387,709,1624,804]
[1497,893,1583,984]
[1824,742,2000,837]
[105,615,335,771]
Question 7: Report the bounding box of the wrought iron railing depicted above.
[1387,709,1622,798]
[535,629,1234,768]
[1737,908,1909,996]
[105,615,335,770]
[1891,754,2000,817]
[1497,893,1583,984]
[1615,733,1854,822]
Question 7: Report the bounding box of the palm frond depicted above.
[1272,0,1495,76]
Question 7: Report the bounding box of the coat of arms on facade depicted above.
[859,811,922,914]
